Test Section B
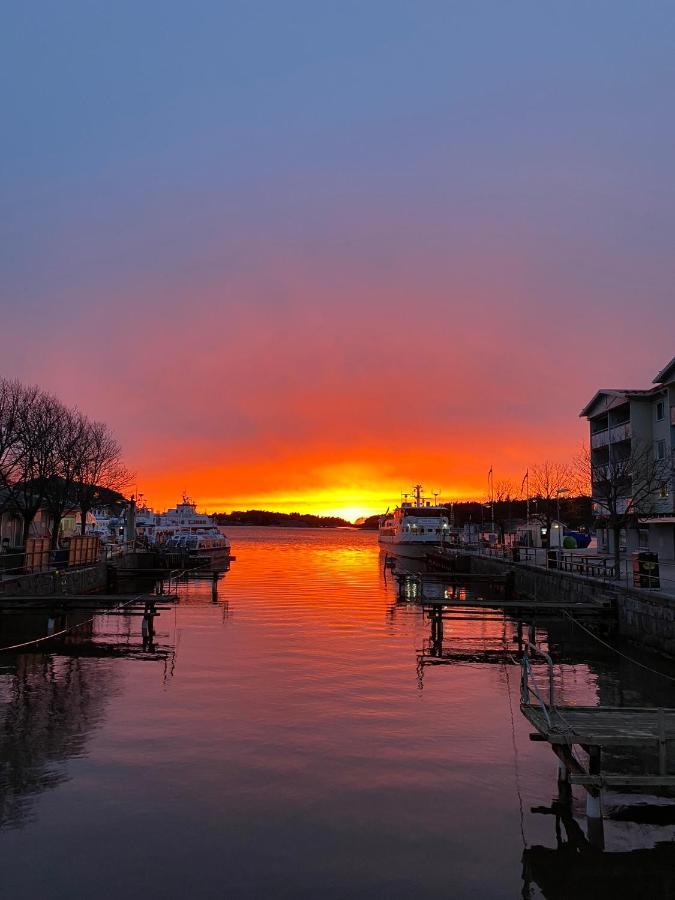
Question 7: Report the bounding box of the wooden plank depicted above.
[570,774,675,787]
[0,594,177,603]
[421,598,604,610]
[522,704,675,744]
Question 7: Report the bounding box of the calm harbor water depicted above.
[1,528,674,898]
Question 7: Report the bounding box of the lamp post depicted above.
[556,488,570,548]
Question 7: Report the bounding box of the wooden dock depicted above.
[0,594,178,608]
[520,643,675,847]
[422,597,608,612]
[523,705,675,751]
[395,571,609,615]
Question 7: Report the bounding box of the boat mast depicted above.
[413,484,423,508]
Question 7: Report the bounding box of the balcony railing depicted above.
[591,429,609,449]
[609,422,632,443]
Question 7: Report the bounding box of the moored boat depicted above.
[135,495,232,565]
[378,485,455,558]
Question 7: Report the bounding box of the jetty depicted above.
[394,571,612,617]
[520,642,675,848]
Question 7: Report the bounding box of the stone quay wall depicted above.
[0,561,108,598]
[469,554,675,658]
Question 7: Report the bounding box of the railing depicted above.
[590,429,609,449]
[465,542,621,576]
[520,641,555,728]
[609,422,632,443]
[0,543,107,581]
[461,542,675,595]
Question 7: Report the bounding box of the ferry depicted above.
[378,485,454,558]
[135,495,231,562]
[164,532,232,565]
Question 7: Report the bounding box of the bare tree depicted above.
[578,441,669,574]
[529,460,573,541]
[75,421,133,534]
[42,407,89,550]
[494,479,515,503]
[11,390,63,547]
[0,378,26,516]
[1,377,133,553]
[492,479,515,542]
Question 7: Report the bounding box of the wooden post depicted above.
[586,745,604,850]
[557,759,569,784]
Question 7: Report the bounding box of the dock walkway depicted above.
[520,643,675,847]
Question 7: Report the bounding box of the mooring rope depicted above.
[0,594,150,655]
[563,610,675,683]
[503,660,528,849]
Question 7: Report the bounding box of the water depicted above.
[1,528,674,898]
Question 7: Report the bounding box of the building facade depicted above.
[580,357,675,561]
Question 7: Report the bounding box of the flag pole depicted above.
[526,471,530,525]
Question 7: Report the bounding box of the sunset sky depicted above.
[3,3,675,519]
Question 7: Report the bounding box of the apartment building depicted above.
[580,356,675,561]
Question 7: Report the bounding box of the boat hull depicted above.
[190,546,232,565]
[378,537,447,559]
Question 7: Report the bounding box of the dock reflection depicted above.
[523,818,675,898]
[386,565,675,885]
[0,609,176,831]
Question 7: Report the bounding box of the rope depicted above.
[563,611,675,683]
[503,660,528,849]
[0,594,150,654]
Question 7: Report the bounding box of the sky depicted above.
[2,2,675,519]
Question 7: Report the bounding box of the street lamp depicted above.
[556,488,571,547]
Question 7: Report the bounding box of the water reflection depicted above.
[0,608,176,831]
[0,654,118,829]
[524,816,675,898]
[0,529,673,898]
[389,562,675,890]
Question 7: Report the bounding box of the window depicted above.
[656,440,666,460]
[656,400,665,421]
[659,482,669,499]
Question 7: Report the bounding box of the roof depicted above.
[653,356,675,385]
[579,387,664,418]
[579,390,630,417]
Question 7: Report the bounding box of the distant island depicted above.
[212,510,355,528]
[211,496,593,532]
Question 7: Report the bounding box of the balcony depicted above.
[591,429,609,449]
[609,422,632,444]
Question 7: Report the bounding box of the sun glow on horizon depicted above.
[137,481,485,523]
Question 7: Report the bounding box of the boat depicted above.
[135,495,231,564]
[163,531,232,566]
[378,485,454,558]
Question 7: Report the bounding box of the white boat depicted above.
[135,495,231,559]
[378,485,454,558]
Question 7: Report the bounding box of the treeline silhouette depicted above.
[213,510,353,528]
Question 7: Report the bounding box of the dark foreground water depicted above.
[1,528,674,898]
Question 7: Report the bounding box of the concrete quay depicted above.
[463,551,675,658]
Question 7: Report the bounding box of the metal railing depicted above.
[460,542,675,595]
[520,641,555,729]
